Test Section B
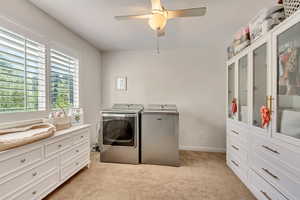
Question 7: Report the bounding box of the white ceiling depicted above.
[29,0,274,51]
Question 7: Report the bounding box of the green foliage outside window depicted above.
[0,54,25,112]
[51,72,74,110]
[0,52,43,112]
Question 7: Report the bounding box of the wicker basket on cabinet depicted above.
[283,0,300,17]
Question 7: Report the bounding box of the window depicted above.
[0,27,46,113]
[50,49,79,109]
[0,25,80,114]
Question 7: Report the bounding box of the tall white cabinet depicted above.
[227,10,300,200]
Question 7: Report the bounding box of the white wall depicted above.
[100,0,277,152]
[0,0,102,143]
[102,46,226,152]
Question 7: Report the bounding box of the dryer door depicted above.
[102,113,136,147]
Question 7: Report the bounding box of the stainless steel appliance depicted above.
[99,104,143,164]
[141,104,180,166]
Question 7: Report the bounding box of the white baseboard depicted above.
[179,145,226,153]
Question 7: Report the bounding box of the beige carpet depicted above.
[44,151,256,200]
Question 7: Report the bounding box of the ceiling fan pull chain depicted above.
[156,30,160,54]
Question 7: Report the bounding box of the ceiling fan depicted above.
[115,0,207,37]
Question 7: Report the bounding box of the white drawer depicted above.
[73,130,89,145]
[228,154,248,183]
[252,154,300,200]
[60,141,89,165]
[0,156,58,200]
[252,135,300,175]
[228,124,248,145]
[229,137,248,163]
[45,136,73,158]
[11,170,59,200]
[0,146,43,179]
[249,169,288,200]
[61,152,89,181]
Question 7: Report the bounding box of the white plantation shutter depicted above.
[0,27,46,112]
[25,40,46,111]
[50,49,79,109]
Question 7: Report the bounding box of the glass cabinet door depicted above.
[276,22,300,140]
[228,63,235,119]
[238,55,248,123]
[253,44,268,128]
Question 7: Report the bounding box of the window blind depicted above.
[0,27,46,112]
[50,49,79,109]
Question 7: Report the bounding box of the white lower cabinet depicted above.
[60,141,90,166]
[252,154,300,200]
[0,157,59,199]
[12,170,60,200]
[228,153,248,184]
[0,146,44,179]
[61,152,90,182]
[0,125,91,200]
[248,169,288,200]
[227,121,300,200]
[227,121,250,186]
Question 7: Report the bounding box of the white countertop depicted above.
[0,124,91,155]
[52,124,91,138]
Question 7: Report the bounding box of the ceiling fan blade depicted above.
[167,7,207,19]
[115,14,151,20]
[157,29,165,37]
[151,0,162,10]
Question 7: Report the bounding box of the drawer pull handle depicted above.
[232,130,239,135]
[262,145,280,155]
[58,144,62,148]
[20,159,26,163]
[260,190,272,200]
[262,168,279,180]
[32,191,37,195]
[231,145,239,151]
[231,160,239,167]
[32,172,37,177]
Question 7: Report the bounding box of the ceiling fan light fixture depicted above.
[115,0,207,43]
[148,12,167,30]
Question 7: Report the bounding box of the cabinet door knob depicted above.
[76,150,79,153]
[75,162,79,166]
[20,159,26,163]
[58,144,62,148]
[32,172,37,177]
[81,136,84,139]
[32,191,37,195]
